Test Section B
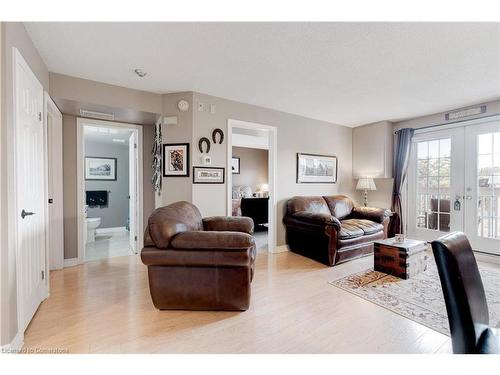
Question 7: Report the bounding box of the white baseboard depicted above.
[474,251,500,265]
[63,257,79,268]
[96,226,126,234]
[269,244,289,254]
[1,331,24,353]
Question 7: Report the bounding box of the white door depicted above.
[14,49,47,331]
[407,128,465,242]
[464,121,500,255]
[46,95,64,270]
[129,131,137,253]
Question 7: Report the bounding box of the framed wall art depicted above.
[85,157,117,181]
[163,143,190,177]
[193,166,225,184]
[231,157,240,174]
[296,153,337,183]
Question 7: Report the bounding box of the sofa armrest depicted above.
[203,216,254,234]
[170,231,255,250]
[288,212,341,230]
[351,206,392,223]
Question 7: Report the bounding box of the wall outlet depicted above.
[198,102,204,112]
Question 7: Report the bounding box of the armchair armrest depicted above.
[289,212,341,230]
[203,216,254,234]
[351,206,392,223]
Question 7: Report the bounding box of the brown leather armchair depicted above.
[283,195,391,266]
[141,201,256,311]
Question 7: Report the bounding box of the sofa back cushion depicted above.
[286,196,330,216]
[323,195,354,220]
[147,201,203,249]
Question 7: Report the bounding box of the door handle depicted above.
[21,209,36,219]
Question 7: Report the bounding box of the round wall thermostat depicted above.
[177,99,189,112]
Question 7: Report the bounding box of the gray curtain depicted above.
[389,128,414,237]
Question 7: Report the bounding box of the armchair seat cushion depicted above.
[171,231,255,250]
[141,247,254,268]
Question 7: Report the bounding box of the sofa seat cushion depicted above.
[341,219,384,236]
[338,221,365,239]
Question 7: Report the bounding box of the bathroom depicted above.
[84,123,139,261]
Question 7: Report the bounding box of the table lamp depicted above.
[356,178,376,207]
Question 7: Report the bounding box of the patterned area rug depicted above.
[330,255,500,335]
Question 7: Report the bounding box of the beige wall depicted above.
[190,92,356,245]
[393,99,500,131]
[0,22,50,346]
[50,73,162,115]
[159,92,194,207]
[232,146,268,192]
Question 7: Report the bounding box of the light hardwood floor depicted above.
[23,250,454,354]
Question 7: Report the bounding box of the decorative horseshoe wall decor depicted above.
[212,128,224,144]
[198,137,211,153]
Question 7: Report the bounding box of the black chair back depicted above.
[431,232,489,354]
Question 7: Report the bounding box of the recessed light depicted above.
[134,68,147,78]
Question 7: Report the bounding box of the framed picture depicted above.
[163,143,190,177]
[85,157,117,181]
[231,157,240,174]
[193,167,225,184]
[297,153,337,183]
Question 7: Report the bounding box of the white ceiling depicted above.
[25,22,500,127]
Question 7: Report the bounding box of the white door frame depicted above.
[226,119,278,253]
[44,93,64,270]
[76,118,144,264]
[12,48,49,334]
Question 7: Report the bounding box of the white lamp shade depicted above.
[356,178,376,191]
[259,183,269,192]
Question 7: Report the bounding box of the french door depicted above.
[464,121,500,255]
[407,119,500,255]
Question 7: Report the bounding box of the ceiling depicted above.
[25,22,500,127]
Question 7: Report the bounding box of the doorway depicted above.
[227,119,277,253]
[407,117,500,255]
[76,118,144,263]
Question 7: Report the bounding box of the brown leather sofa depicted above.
[283,195,391,266]
[141,201,256,311]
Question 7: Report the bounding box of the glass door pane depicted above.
[407,128,464,242]
[465,121,500,255]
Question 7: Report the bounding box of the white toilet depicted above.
[86,217,101,243]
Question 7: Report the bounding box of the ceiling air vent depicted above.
[79,109,115,121]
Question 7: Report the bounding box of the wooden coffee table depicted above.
[373,238,428,279]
